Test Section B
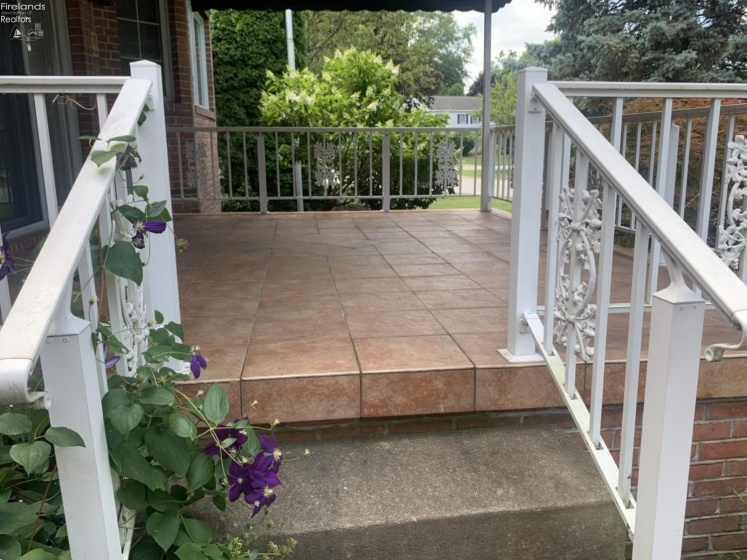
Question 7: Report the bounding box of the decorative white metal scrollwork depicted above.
[314,142,337,187]
[716,135,747,270]
[434,140,458,191]
[553,182,603,361]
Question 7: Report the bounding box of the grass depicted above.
[428,196,512,212]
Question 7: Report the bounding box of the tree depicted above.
[260,49,454,210]
[469,51,537,125]
[534,0,747,83]
[305,11,475,103]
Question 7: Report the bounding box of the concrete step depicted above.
[199,425,627,560]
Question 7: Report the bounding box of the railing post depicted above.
[502,67,548,361]
[633,272,704,560]
[257,134,269,214]
[130,61,181,325]
[294,163,305,212]
[382,133,391,212]
[40,300,121,559]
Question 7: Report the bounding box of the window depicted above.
[470,115,482,125]
[190,11,209,108]
[457,113,468,124]
[116,0,172,97]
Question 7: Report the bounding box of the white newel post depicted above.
[130,61,181,325]
[633,276,705,560]
[502,67,547,361]
[40,301,121,559]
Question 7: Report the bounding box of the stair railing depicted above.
[504,68,747,560]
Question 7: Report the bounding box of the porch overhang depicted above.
[191,0,508,12]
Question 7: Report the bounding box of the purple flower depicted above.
[225,453,281,517]
[102,343,120,369]
[259,434,283,473]
[0,233,16,281]
[131,220,167,250]
[190,348,207,379]
[204,424,249,458]
[226,461,254,502]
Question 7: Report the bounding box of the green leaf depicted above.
[203,385,229,425]
[240,428,261,460]
[110,442,167,491]
[108,135,137,143]
[182,518,213,545]
[0,501,40,535]
[147,489,180,513]
[165,321,185,341]
[169,414,197,440]
[0,413,32,436]
[143,345,173,363]
[144,429,191,475]
[117,479,149,510]
[18,550,57,560]
[203,544,223,560]
[150,327,175,346]
[10,441,51,475]
[175,542,208,560]
[109,403,144,437]
[154,309,164,323]
[116,204,146,224]
[140,387,175,406]
[131,537,162,560]
[91,149,118,167]
[44,427,85,448]
[211,494,226,512]
[78,135,100,142]
[186,454,213,493]
[133,185,150,201]
[102,388,130,416]
[103,241,143,285]
[138,106,150,127]
[146,509,180,552]
[0,535,21,560]
[147,201,167,220]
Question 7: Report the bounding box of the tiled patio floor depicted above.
[174,209,744,423]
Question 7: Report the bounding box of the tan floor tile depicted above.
[198,265,267,282]
[181,297,259,318]
[193,344,248,381]
[476,367,565,411]
[451,332,509,368]
[441,252,500,264]
[260,278,338,297]
[243,338,358,378]
[334,277,411,293]
[403,275,482,291]
[243,376,360,423]
[182,280,264,299]
[362,370,474,417]
[251,313,349,341]
[391,264,461,277]
[256,294,342,318]
[382,254,446,266]
[375,243,433,255]
[339,291,425,313]
[416,289,504,310]
[330,264,397,279]
[346,310,445,338]
[432,307,508,334]
[183,317,254,345]
[354,335,472,373]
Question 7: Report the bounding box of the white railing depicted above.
[166,124,515,212]
[0,62,180,559]
[505,68,747,559]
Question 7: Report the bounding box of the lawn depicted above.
[428,196,512,212]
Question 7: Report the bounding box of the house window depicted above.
[457,113,468,124]
[470,115,482,125]
[190,11,209,108]
[116,0,172,97]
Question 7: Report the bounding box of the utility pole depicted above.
[285,10,296,70]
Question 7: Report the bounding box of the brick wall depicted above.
[270,398,747,559]
[63,0,219,214]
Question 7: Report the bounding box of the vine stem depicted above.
[27,464,57,553]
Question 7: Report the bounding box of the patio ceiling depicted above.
[191,0,509,12]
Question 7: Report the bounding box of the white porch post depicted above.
[501,67,547,361]
[479,0,493,212]
[130,61,181,325]
[41,301,121,559]
[632,275,704,560]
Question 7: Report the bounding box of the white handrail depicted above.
[0,76,128,94]
[0,78,152,405]
[533,82,747,332]
[551,80,747,99]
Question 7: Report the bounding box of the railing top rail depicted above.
[534,82,747,328]
[551,80,747,99]
[0,75,128,94]
[0,78,152,401]
[166,125,491,134]
[586,102,747,125]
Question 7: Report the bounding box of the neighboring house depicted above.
[430,95,482,126]
[0,0,217,238]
